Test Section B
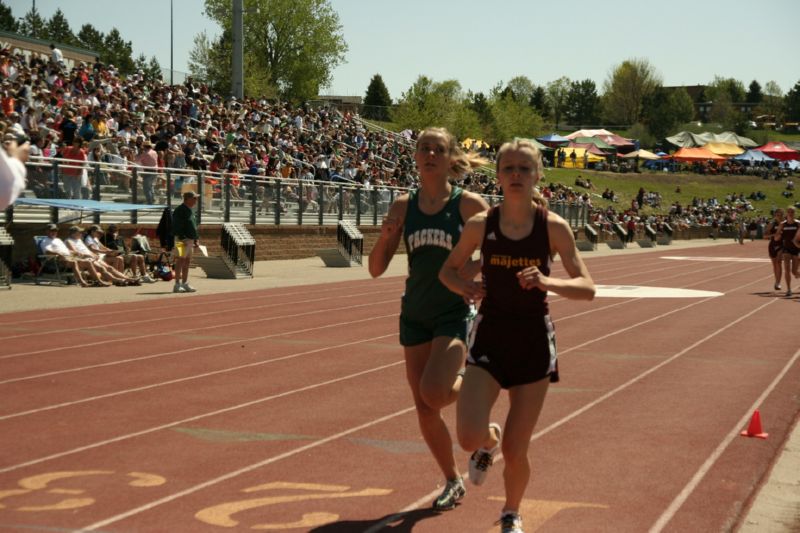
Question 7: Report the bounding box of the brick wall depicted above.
[6,223,404,263]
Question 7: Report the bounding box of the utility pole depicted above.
[170,0,174,85]
[232,0,244,100]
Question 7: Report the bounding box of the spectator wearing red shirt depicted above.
[61,138,87,199]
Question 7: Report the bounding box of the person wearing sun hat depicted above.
[171,190,200,293]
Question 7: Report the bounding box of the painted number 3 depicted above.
[195,481,392,529]
[0,470,166,512]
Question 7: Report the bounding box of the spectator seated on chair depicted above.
[65,226,140,286]
[101,224,155,283]
[84,224,125,273]
[39,224,110,287]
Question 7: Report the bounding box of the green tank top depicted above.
[402,186,468,320]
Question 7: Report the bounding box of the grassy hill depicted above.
[542,167,795,219]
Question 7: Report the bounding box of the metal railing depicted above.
[4,156,588,229]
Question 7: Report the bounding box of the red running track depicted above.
[0,241,797,532]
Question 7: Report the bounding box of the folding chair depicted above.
[131,234,171,275]
[33,236,75,285]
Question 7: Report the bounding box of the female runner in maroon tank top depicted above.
[779,206,799,296]
[439,139,595,532]
[764,208,784,291]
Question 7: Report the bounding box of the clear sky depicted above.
[8,0,800,99]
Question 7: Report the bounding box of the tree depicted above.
[545,76,571,128]
[602,58,662,126]
[489,93,545,145]
[202,0,347,101]
[784,81,800,122]
[705,76,746,104]
[0,1,18,33]
[468,91,492,126]
[391,76,480,140]
[565,79,600,126]
[77,24,105,55]
[18,5,45,40]
[505,76,535,104]
[103,28,135,74]
[746,80,763,104]
[44,8,77,46]
[761,80,784,121]
[134,54,163,81]
[363,74,392,121]
[644,87,695,139]
[528,86,550,121]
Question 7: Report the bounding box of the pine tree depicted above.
[363,74,392,121]
[77,24,105,56]
[18,5,45,39]
[0,0,18,33]
[45,8,77,46]
[103,28,134,74]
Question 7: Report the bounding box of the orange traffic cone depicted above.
[740,409,768,439]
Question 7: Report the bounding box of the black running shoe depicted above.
[432,477,465,511]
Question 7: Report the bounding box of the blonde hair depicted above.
[416,127,488,178]
[495,139,548,207]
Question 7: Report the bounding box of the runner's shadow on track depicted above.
[307,508,439,532]
[750,291,791,298]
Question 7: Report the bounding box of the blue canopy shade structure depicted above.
[732,150,776,163]
[536,133,570,147]
[13,199,165,211]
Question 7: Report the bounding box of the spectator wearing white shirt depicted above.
[40,224,108,287]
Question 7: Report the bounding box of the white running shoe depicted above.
[182,283,197,293]
[173,283,186,293]
[469,423,501,486]
[141,274,156,284]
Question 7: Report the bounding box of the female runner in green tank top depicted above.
[369,127,496,511]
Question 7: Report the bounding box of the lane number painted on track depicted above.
[0,471,165,512]
[195,482,392,529]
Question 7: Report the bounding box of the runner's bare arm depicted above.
[439,212,487,302]
[517,213,595,300]
[368,194,408,278]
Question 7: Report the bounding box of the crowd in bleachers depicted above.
[0,45,433,209]
[0,44,792,236]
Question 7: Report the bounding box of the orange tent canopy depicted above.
[669,147,727,162]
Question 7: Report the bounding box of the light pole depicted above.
[232,0,244,100]
[170,0,174,85]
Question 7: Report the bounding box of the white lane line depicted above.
[662,256,770,263]
[0,333,397,421]
[0,298,397,361]
[5,275,774,528]
[0,311,397,386]
[0,278,401,327]
[649,345,800,533]
[0,348,401,475]
[0,288,398,341]
[0,263,745,416]
[81,405,417,532]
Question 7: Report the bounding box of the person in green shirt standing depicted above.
[172,190,200,293]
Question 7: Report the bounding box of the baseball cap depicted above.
[45,223,58,231]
